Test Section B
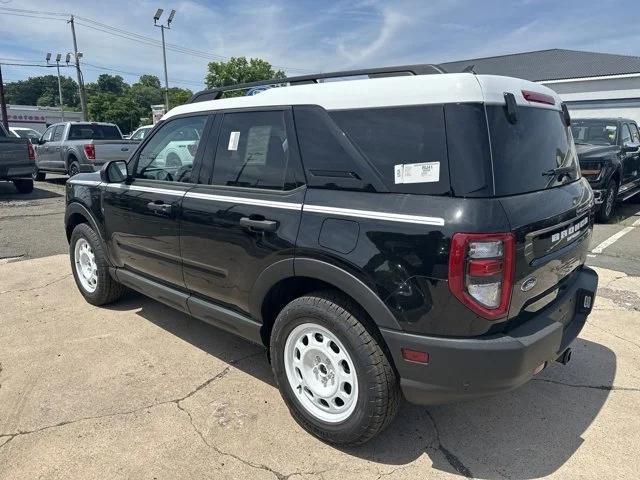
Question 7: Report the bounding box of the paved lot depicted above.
[1,180,640,478]
[0,256,639,479]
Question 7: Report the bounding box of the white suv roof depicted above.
[166,73,561,120]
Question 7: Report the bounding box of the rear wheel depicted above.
[270,291,400,445]
[70,223,126,306]
[68,160,80,177]
[13,178,34,194]
[597,179,618,223]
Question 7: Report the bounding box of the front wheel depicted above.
[597,179,618,223]
[33,169,46,181]
[70,223,126,306]
[13,178,34,194]
[270,292,400,445]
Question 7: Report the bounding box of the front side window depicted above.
[41,126,55,142]
[52,125,65,141]
[621,123,632,144]
[135,115,208,182]
[630,123,640,143]
[211,111,292,190]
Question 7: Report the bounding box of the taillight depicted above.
[449,233,515,320]
[27,142,36,161]
[83,144,96,160]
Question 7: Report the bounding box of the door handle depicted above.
[240,217,278,232]
[147,201,172,214]
[55,147,61,151]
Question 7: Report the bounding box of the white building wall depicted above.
[2,105,84,132]
[541,75,640,124]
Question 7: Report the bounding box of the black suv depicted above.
[572,118,640,222]
[65,65,598,445]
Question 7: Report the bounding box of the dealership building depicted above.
[442,49,640,123]
[1,104,83,132]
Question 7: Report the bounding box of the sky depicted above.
[1,0,640,92]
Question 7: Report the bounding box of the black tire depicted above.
[69,223,126,306]
[68,160,80,177]
[597,179,618,223]
[12,178,34,194]
[33,169,46,181]
[270,291,400,446]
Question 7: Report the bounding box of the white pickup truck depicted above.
[33,122,138,180]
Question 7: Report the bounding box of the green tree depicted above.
[5,75,79,108]
[138,75,162,89]
[205,56,285,95]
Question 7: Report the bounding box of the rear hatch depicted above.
[448,88,593,327]
[487,100,593,324]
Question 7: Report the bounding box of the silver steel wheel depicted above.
[284,323,359,423]
[74,237,98,293]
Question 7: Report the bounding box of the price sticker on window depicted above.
[394,162,440,184]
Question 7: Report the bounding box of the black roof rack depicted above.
[187,63,446,103]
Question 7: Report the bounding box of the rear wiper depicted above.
[542,166,575,177]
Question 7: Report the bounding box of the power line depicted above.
[0,7,312,73]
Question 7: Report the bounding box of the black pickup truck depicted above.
[0,123,36,193]
[572,118,640,222]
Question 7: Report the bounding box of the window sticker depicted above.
[228,131,240,151]
[394,162,440,184]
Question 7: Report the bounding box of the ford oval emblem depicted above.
[521,277,537,292]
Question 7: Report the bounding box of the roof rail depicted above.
[187,63,446,103]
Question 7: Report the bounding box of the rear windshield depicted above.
[69,124,122,140]
[486,105,579,196]
[571,119,618,146]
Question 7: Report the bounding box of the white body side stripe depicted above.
[303,204,445,226]
[69,180,102,187]
[98,184,445,225]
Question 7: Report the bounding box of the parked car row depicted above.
[64,67,599,445]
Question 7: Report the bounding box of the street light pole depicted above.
[48,53,66,121]
[68,15,88,121]
[0,63,9,131]
[154,8,176,113]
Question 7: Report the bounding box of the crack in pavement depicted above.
[425,411,474,478]
[533,378,640,392]
[0,273,71,295]
[0,351,262,452]
[588,322,640,351]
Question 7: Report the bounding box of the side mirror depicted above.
[622,142,640,153]
[101,160,129,183]
[38,138,46,145]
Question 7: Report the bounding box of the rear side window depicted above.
[330,105,450,195]
[621,123,632,144]
[486,105,579,196]
[630,123,640,143]
[211,111,298,191]
[69,124,121,140]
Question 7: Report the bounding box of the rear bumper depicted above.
[380,266,598,405]
[0,164,35,180]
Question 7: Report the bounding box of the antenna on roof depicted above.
[462,64,476,74]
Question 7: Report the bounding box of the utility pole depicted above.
[154,8,176,113]
[0,63,8,131]
[68,15,88,121]
[47,53,65,121]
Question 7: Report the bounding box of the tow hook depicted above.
[556,348,572,365]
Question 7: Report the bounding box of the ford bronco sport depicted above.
[64,65,598,445]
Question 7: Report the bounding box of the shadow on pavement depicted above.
[109,294,615,479]
[0,181,64,200]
